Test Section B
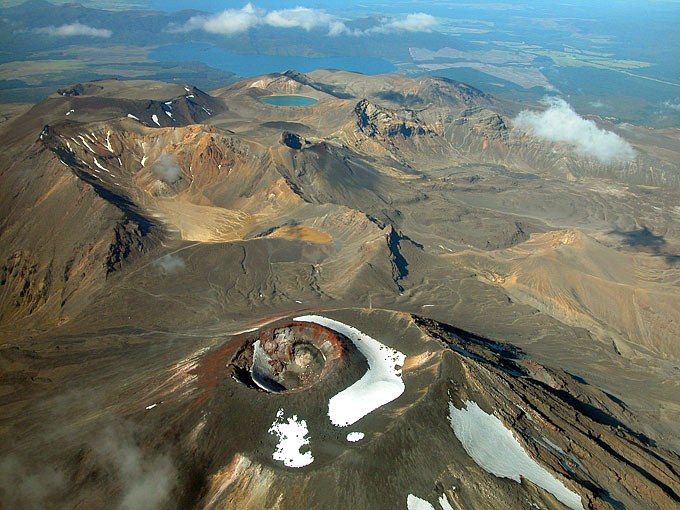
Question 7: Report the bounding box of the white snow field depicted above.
[406,492,453,509]
[294,315,406,427]
[268,408,314,468]
[448,400,583,510]
[406,494,434,510]
[346,432,365,442]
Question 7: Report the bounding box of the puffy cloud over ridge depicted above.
[172,3,438,37]
[514,97,635,164]
[35,23,112,38]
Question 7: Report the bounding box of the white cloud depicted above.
[92,424,176,510]
[177,3,264,35]
[151,154,183,183]
[0,456,66,508]
[264,6,333,31]
[514,97,635,164]
[153,254,185,274]
[328,20,352,36]
[325,13,439,36]
[0,420,175,509]
[172,4,438,37]
[368,13,438,34]
[174,3,333,35]
[663,99,680,111]
[35,23,112,38]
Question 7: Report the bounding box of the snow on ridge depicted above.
[448,400,583,510]
[294,315,406,427]
[151,114,161,127]
[346,432,365,442]
[268,408,314,468]
[140,156,147,167]
[127,113,139,120]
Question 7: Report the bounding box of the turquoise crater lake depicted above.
[259,95,318,106]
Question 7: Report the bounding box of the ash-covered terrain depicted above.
[1,71,679,509]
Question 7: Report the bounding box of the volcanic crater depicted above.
[229,321,362,393]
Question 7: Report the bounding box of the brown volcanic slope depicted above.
[0,73,679,509]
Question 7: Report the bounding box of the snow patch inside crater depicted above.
[294,315,406,427]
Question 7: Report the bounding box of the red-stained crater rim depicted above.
[229,321,348,393]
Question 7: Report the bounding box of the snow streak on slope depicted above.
[294,315,406,427]
[438,494,454,510]
[449,400,583,510]
[105,130,114,153]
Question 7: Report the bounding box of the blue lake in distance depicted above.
[259,95,318,106]
[149,43,396,78]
